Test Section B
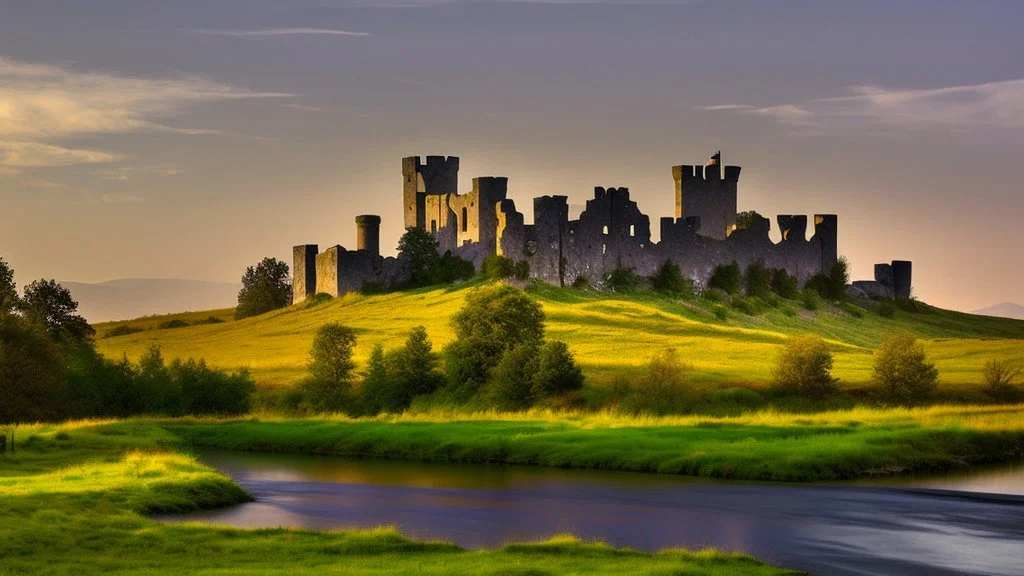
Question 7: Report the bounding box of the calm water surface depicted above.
[160,450,1024,576]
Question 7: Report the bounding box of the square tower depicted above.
[672,153,741,241]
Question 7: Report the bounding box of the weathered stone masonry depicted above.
[293,151,911,300]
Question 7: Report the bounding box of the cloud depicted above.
[699,78,1024,132]
[99,193,144,204]
[0,141,121,167]
[193,27,370,37]
[0,57,290,168]
[0,166,20,177]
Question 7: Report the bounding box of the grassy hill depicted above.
[94,280,1024,399]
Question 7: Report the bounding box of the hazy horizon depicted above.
[3,0,1023,312]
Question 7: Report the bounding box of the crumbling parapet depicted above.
[892,260,912,300]
[292,244,318,303]
[355,215,382,256]
[813,214,838,272]
[777,215,808,242]
[402,155,460,229]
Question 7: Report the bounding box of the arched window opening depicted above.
[462,207,468,232]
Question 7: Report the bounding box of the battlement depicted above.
[672,164,742,183]
[777,215,808,242]
[593,186,631,201]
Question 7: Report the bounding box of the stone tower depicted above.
[402,156,459,230]
[292,244,318,303]
[355,215,381,256]
[673,152,741,241]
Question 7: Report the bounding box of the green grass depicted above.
[0,421,798,575]
[164,403,1024,482]
[93,281,1024,397]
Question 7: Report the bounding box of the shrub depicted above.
[236,257,291,320]
[158,319,190,330]
[621,349,694,415]
[105,325,145,338]
[872,333,938,405]
[483,255,517,280]
[605,267,639,292]
[840,302,864,318]
[512,260,530,281]
[983,358,1024,403]
[730,297,757,316]
[713,306,728,321]
[651,260,693,297]
[707,261,742,295]
[772,336,838,397]
[361,281,386,295]
[781,305,797,317]
[533,340,585,397]
[195,316,226,325]
[432,251,475,284]
[302,323,359,412]
[304,293,334,308]
[801,288,821,311]
[488,344,541,411]
[878,301,896,319]
[571,275,592,289]
[744,261,772,298]
[170,358,254,416]
[770,269,799,299]
[806,257,849,301]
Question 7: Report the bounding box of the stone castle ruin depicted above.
[293,152,912,302]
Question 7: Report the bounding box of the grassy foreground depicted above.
[93,281,1024,394]
[166,404,1024,482]
[0,421,798,576]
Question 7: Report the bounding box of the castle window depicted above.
[602,225,609,235]
[461,208,468,232]
[431,220,437,234]
[602,244,607,255]
[629,225,635,237]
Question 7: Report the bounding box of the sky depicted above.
[1,0,1022,312]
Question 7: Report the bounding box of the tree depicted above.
[394,326,444,396]
[806,257,850,301]
[303,323,358,412]
[488,344,540,411]
[236,257,291,319]
[983,358,1024,403]
[651,260,692,296]
[623,349,693,415]
[397,227,440,287]
[770,268,799,299]
[533,340,585,398]
[872,333,938,404]
[360,344,405,415]
[444,285,546,394]
[19,279,94,343]
[771,336,838,397]
[605,267,638,292]
[744,261,772,298]
[707,261,742,295]
[0,313,68,423]
[735,210,765,230]
[0,257,17,314]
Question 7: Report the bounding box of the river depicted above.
[159,450,1024,576]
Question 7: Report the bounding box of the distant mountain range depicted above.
[972,302,1024,320]
[62,279,240,323]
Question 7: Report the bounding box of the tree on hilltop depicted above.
[397,227,440,287]
[236,257,291,320]
[0,257,17,314]
[19,279,94,344]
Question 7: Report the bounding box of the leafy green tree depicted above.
[19,279,94,343]
[431,251,475,284]
[397,227,441,287]
[533,340,585,397]
[622,348,693,415]
[0,313,68,423]
[0,257,18,314]
[444,285,546,393]
[488,344,540,411]
[395,326,444,396]
[303,323,359,412]
[171,358,254,416]
[744,261,772,298]
[236,257,291,319]
[872,333,938,404]
[605,267,639,292]
[651,260,692,296]
[360,344,404,415]
[707,261,742,295]
[770,268,799,299]
[483,255,517,280]
[771,336,838,397]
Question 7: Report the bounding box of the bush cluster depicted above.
[483,255,530,281]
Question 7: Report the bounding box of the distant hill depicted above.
[972,302,1024,320]
[63,279,239,323]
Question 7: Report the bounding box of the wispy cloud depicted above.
[99,193,144,204]
[193,27,370,37]
[0,57,290,168]
[699,78,1024,132]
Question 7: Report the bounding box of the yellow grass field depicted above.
[94,281,1024,395]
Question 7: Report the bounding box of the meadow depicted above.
[0,420,799,575]
[94,281,1024,399]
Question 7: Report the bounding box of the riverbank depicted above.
[162,404,1024,482]
[0,420,799,575]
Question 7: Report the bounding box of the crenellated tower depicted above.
[402,155,460,230]
[673,151,741,241]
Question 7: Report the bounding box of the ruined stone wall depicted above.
[292,244,318,303]
[673,163,740,240]
[314,244,409,298]
[402,155,459,230]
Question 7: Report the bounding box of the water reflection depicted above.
[159,450,1024,576]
